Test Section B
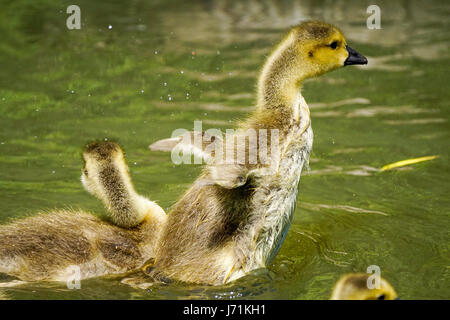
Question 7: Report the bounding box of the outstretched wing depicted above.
[149,131,255,189]
[149,131,222,164]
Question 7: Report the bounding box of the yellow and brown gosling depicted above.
[331,273,398,300]
[145,21,367,285]
[0,142,166,282]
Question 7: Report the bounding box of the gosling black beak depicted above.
[344,45,368,66]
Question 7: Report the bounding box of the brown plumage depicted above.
[0,210,160,281]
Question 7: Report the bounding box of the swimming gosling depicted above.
[0,142,166,281]
[146,21,367,285]
[331,273,398,300]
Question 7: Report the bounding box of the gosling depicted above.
[331,273,398,300]
[146,21,367,285]
[0,142,166,281]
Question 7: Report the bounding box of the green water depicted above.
[0,0,449,299]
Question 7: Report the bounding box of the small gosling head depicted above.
[81,141,128,199]
[331,273,398,300]
[289,21,367,77]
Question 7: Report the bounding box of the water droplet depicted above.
[133,162,137,165]
[163,82,167,86]
[180,70,184,74]
[216,50,221,55]
[108,25,112,30]
[51,170,55,174]
[140,89,144,93]
[154,50,158,54]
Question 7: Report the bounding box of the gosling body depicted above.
[149,96,313,284]
[0,210,158,281]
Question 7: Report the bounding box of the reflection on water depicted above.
[0,0,449,299]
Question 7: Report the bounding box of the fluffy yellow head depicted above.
[258,21,367,108]
[290,21,367,78]
[331,273,398,300]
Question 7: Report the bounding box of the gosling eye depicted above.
[329,41,338,49]
[377,294,386,300]
[83,168,88,177]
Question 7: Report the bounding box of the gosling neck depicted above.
[100,160,148,227]
[257,33,308,110]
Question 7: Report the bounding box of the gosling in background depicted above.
[331,273,398,300]
[0,142,166,282]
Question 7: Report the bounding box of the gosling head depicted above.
[81,141,128,199]
[331,273,398,300]
[258,21,367,106]
[290,21,367,78]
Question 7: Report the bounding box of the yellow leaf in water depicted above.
[381,155,439,171]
